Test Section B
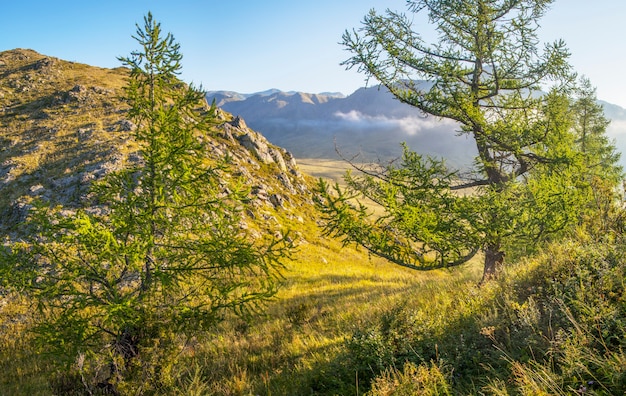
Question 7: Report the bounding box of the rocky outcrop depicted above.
[238,131,274,164]
[216,113,308,210]
[0,49,314,237]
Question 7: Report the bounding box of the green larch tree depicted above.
[8,13,290,389]
[316,0,618,281]
[570,77,623,231]
[572,77,622,182]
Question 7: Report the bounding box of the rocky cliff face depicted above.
[0,49,312,237]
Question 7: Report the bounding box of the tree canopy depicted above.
[316,0,622,280]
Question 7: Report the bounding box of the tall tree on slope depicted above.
[316,0,619,280]
[7,13,290,390]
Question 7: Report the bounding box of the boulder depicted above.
[238,132,275,164]
[117,119,136,132]
[29,184,45,196]
[269,193,284,209]
[33,57,54,71]
[229,115,247,130]
[269,148,287,172]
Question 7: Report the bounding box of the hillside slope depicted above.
[0,49,311,238]
[0,49,471,395]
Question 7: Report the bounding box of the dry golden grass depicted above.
[0,49,136,226]
[187,226,483,394]
[297,158,351,185]
[0,218,482,395]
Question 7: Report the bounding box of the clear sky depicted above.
[2,1,626,107]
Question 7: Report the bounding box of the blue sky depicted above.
[2,1,626,107]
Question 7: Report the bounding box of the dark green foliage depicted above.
[367,361,452,396]
[316,147,480,270]
[573,77,622,182]
[317,0,623,281]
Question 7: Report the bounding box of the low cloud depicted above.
[607,120,626,137]
[246,111,474,167]
[333,110,457,136]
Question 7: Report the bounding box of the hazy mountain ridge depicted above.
[208,86,626,168]
[207,86,475,166]
[209,89,345,108]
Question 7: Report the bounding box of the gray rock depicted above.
[245,209,256,219]
[70,84,87,94]
[29,184,45,196]
[33,57,54,71]
[238,132,275,164]
[269,193,284,209]
[51,174,78,189]
[269,148,287,172]
[4,199,33,225]
[229,115,247,130]
[277,173,295,193]
[117,119,136,131]
[77,128,92,141]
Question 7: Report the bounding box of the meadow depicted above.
[3,211,625,395]
[298,159,350,184]
[0,221,483,395]
[1,44,624,395]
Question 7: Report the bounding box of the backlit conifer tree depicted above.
[316,0,621,281]
[10,13,289,389]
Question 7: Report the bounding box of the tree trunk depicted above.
[481,244,504,284]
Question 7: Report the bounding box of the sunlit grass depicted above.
[297,158,350,185]
[0,147,485,394]
[187,227,482,394]
[0,294,53,395]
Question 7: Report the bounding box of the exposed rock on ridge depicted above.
[0,49,312,237]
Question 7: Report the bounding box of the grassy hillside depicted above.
[0,49,133,233]
[358,228,626,395]
[0,49,310,237]
[0,48,481,394]
[3,223,624,395]
[1,49,624,395]
[0,213,483,395]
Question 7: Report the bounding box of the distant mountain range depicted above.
[207,86,626,169]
